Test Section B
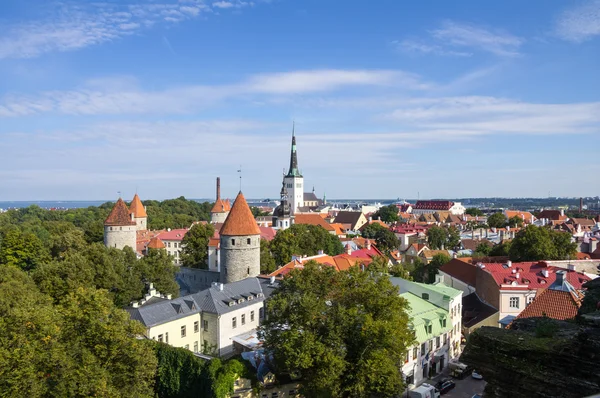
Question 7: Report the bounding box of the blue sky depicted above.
[0,0,599,201]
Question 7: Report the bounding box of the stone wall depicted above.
[104,225,137,250]
[135,216,147,231]
[211,211,228,224]
[220,234,260,284]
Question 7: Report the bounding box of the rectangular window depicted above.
[436,336,440,348]
[158,334,163,343]
[442,318,447,327]
[184,344,189,350]
[427,324,432,334]
[413,347,418,360]
[194,321,199,333]
[203,320,208,331]
[194,341,198,352]
[241,314,246,325]
[444,333,447,345]
[527,296,535,305]
[421,342,426,354]
[251,311,255,322]
[181,325,186,337]
[203,339,208,350]
[509,297,520,308]
[167,242,171,247]
[247,238,251,245]
[232,317,237,329]
[166,332,169,343]
[259,307,264,319]
[231,239,236,245]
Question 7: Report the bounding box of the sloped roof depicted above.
[147,237,165,249]
[294,213,335,232]
[537,210,566,221]
[462,293,498,328]
[220,191,261,236]
[157,228,189,241]
[104,198,136,226]
[303,192,319,202]
[333,211,364,229]
[439,258,478,287]
[129,194,147,218]
[211,198,231,214]
[414,201,453,211]
[481,261,590,290]
[400,292,451,344]
[505,210,535,221]
[514,288,581,322]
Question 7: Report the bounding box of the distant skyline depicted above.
[1,0,599,200]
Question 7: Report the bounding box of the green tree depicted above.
[270,224,344,266]
[474,242,492,256]
[509,225,577,262]
[410,258,428,283]
[360,223,399,255]
[446,226,461,250]
[364,255,390,273]
[507,215,524,228]
[489,241,511,257]
[0,229,49,271]
[250,206,270,217]
[259,262,414,398]
[260,239,277,275]
[465,208,483,217]
[426,226,446,250]
[372,205,399,223]
[487,212,507,228]
[427,253,451,283]
[180,223,215,269]
[389,262,413,279]
[139,248,180,298]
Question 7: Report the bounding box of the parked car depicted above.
[435,379,456,395]
[472,370,484,380]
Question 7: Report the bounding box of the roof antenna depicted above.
[237,165,242,192]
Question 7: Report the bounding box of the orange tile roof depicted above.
[330,223,345,235]
[505,210,535,222]
[211,198,231,213]
[294,213,336,232]
[129,193,147,218]
[147,236,165,249]
[514,288,581,322]
[220,192,261,236]
[105,198,136,226]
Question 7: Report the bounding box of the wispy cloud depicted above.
[555,0,600,42]
[0,0,258,59]
[212,1,252,9]
[394,20,524,57]
[0,69,430,117]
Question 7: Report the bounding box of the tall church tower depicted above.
[283,129,304,214]
[219,191,261,284]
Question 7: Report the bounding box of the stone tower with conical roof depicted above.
[219,191,261,284]
[104,198,137,250]
[129,193,147,231]
[283,128,304,214]
[210,177,231,224]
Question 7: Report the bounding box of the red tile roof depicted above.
[220,192,261,236]
[537,210,567,221]
[104,198,136,226]
[514,288,581,322]
[505,210,535,222]
[414,200,453,210]
[129,194,147,218]
[294,213,335,232]
[157,228,189,241]
[479,261,590,290]
[211,198,231,213]
[259,226,277,241]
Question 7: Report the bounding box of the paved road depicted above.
[442,377,486,398]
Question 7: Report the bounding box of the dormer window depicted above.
[422,293,429,300]
[247,295,253,300]
[238,298,245,304]
[228,301,235,307]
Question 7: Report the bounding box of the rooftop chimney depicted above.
[216,177,221,200]
[269,276,276,285]
[507,260,512,268]
[346,243,352,255]
[555,270,565,287]
[366,240,372,250]
[515,272,520,280]
[132,301,139,308]
[542,269,549,278]
[218,283,224,291]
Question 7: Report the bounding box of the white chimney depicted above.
[515,272,520,280]
[218,283,224,291]
[512,269,516,274]
[507,260,512,268]
[567,264,576,271]
[542,269,549,278]
[166,294,172,300]
[346,243,352,255]
[269,276,276,285]
[366,240,372,250]
[317,249,324,255]
[132,301,139,308]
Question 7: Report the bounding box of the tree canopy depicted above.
[360,223,399,254]
[259,262,414,398]
[269,224,344,266]
[465,208,484,217]
[180,223,215,269]
[426,226,447,250]
[260,239,277,275]
[372,205,399,223]
[509,225,577,262]
[487,212,507,228]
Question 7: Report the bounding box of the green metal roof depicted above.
[413,281,462,299]
[400,292,451,344]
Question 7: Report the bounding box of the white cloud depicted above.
[555,0,600,42]
[0,1,244,59]
[394,21,523,57]
[0,69,430,117]
[213,1,235,8]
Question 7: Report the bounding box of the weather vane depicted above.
[237,165,242,191]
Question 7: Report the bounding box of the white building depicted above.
[156,228,189,266]
[283,132,304,214]
[390,277,462,387]
[412,201,466,216]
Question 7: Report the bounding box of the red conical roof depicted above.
[105,198,137,226]
[220,191,261,236]
[129,193,147,218]
[211,198,230,213]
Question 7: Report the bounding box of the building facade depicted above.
[283,133,304,214]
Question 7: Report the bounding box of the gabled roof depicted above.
[104,198,136,226]
[480,261,590,290]
[537,210,566,221]
[303,192,319,202]
[400,292,451,344]
[157,228,189,241]
[414,200,453,211]
[129,194,147,218]
[294,213,335,232]
[505,210,535,222]
[513,288,581,322]
[570,218,595,227]
[333,211,365,229]
[220,192,261,236]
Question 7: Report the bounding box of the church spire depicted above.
[286,123,302,177]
